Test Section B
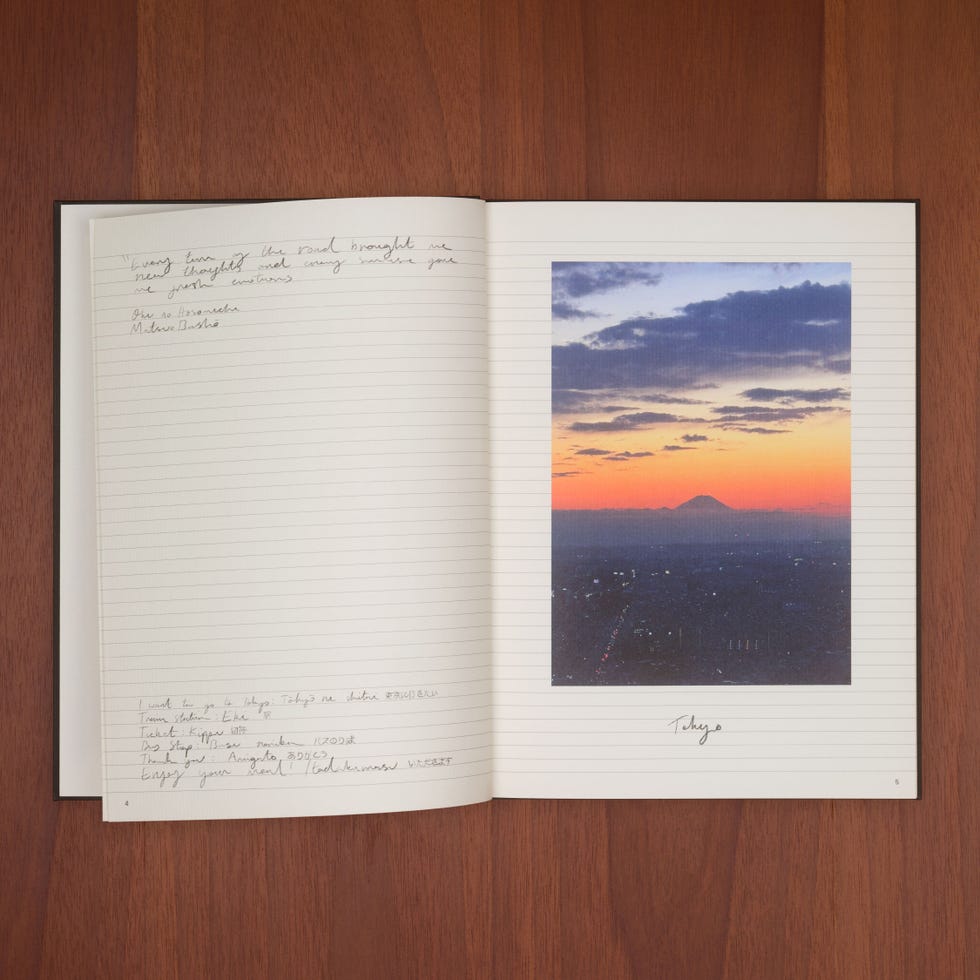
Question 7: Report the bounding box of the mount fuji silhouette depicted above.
[553,494,847,545]
[672,494,733,513]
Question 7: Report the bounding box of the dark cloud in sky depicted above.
[662,444,694,451]
[681,434,709,442]
[552,389,638,415]
[740,386,850,403]
[637,393,711,405]
[719,426,790,435]
[553,261,664,301]
[604,450,655,461]
[568,411,683,433]
[553,279,851,392]
[575,448,612,456]
[552,300,602,321]
[552,471,581,478]
[711,405,839,424]
[552,389,588,413]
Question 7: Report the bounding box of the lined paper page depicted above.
[487,201,917,798]
[58,202,225,798]
[91,198,491,821]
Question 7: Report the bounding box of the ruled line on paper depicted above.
[106,771,495,795]
[93,230,486,260]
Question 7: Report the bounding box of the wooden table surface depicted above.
[2,1,976,977]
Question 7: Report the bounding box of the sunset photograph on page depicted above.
[551,261,852,686]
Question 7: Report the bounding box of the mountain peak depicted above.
[674,494,733,512]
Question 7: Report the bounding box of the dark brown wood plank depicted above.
[133,0,480,200]
[0,2,137,978]
[483,0,827,200]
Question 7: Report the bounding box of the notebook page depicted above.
[487,201,917,799]
[58,202,225,798]
[91,197,491,821]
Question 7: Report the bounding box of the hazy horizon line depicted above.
[552,505,851,516]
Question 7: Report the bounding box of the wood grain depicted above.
[0,0,975,976]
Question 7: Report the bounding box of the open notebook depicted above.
[56,198,919,821]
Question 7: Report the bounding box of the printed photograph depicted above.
[552,262,852,685]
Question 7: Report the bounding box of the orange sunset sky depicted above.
[551,262,851,515]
